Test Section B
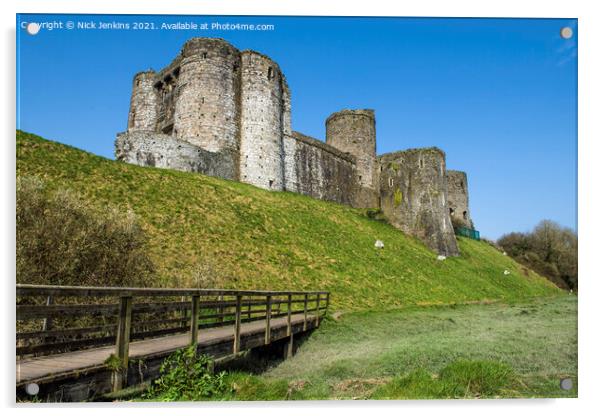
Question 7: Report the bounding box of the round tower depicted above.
[239,50,285,191]
[325,109,377,207]
[127,71,159,132]
[173,38,241,152]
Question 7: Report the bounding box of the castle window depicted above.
[461,181,465,191]
[463,211,467,220]
[389,177,394,188]
[419,159,424,169]
[202,52,207,59]
[267,67,274,80]
[269,180,274,188]
[450,208,454,216]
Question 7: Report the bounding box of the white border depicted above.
[2,1,600,415]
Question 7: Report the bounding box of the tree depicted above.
[498,220,577,291]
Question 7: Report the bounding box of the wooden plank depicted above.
[190,296,199,346]
[17,284,330,298]
[287,294,292,337]
[303,293,308,331]
[113,296,132,392]
[265,295,272,345]
[17,303,119,320]
[233,295,242,354]
[17,324,116,340]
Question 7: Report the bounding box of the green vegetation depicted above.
[498,220,578,290]
[152,295,573,400]
[144,347,229,401]
[16,130,559,310]
[16,176,154,287]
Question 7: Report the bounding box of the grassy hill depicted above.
[16,130,560,310]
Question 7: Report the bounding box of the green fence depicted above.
[455,226,480,241]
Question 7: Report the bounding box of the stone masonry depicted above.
[116,37,476,256]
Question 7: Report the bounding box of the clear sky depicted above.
[16,14,577,240]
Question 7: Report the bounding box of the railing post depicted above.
[303,293,308,331]
[265,295,272,345]
[190,295,200,346]
[286,294,292,337]
[285,294,293,359]
[315,294,321,327]
[247,301,252,321]
[217,295,224,324]
[42,295,54,331]
[113,295,132,392]
[233,295,242,354]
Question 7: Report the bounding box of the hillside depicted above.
[16,131,560,310]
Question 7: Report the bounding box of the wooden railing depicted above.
[16,284,330,362]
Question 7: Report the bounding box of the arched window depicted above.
[463,211,467,220]
[389,177,394,188]
[449,208,454,216]
[268,67,274,80]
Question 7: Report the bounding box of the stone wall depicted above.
[117,37,480,257]
[446,170,474,228]
[378,148,459,256]
[115,131,238,180]
[172,38,241,152]
[128,71,159,132]
[239,51,286,191]
[283,132,356,206]
[325,109,378,208]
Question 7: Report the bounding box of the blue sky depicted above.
[16,14,577,239]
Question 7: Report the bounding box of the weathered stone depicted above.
[378,148,459,256]
[284,132,356,205]
[446,170,474,229]
[325,109,378,208]
[115,131,237,180]
[116,37,477,256]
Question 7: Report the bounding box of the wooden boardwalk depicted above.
[17,313,310,384]
[16,284,329,401]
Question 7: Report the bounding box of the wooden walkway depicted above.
[16,284,329,401]
[17,313,310,384]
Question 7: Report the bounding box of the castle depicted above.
[115,38,475,256]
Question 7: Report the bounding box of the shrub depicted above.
[498,220,577,290]
[144,346,229,401]
[16,176,154,287]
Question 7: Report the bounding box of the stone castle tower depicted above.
[116,37,476,256]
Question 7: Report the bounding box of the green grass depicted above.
[16,130,560,310]
[212,295,578,400]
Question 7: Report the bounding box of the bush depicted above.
[16,176,154,287]
[144,346,229,401]
[498,220,577,290]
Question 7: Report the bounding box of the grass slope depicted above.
[16,131,560,310]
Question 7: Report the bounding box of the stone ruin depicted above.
[116,37,475,256]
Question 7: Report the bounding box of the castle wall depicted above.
[128,71,159,132]
[118,37,480,257]
[325,110,378,208]
[378,148,459,256]
[115,131,237,180]
[173,38,241,153]
[283,132,356,206]
[446,170,474,228]
[239,51,285,191]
